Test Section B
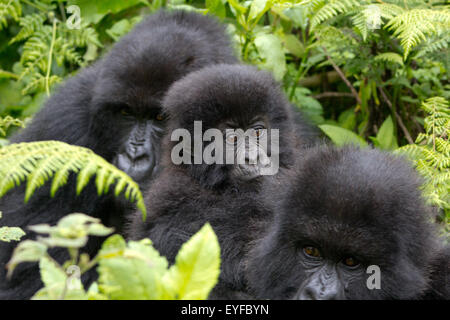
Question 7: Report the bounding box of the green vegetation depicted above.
[7,214,220,300]
[0,0,448,298]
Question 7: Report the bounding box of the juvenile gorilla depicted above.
[246,145,449,300]
[0,10,237,299]
[127,64,316,299]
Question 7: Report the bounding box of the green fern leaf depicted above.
[385,9,450,59]
[0,0,21,30]
[311,0,360,29]
[0,141,147,219]
[10,13,45,43]
[374,52,404,66]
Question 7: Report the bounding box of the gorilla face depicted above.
[162,64,295,189]
[88,95,166,183]
[246,146,440,300]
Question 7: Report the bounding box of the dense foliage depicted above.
[0,0,448,299]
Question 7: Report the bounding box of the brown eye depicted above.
[156,113,164,121]
[121,108,132,116]
[303,246,321,258]
[226,133,238,145]
[253,126,265,138]
[343,257,359,268]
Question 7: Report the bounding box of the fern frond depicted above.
[351,10,369,41]
[69,26,102,48]
[385,9,450,59]
[310,0,361,29]
[0,0,21,30]
[378,3,405,20]
[421,96,450,137]
[312,25,357,46]
[21,73,61,95]
[397,96,450,214]
[10,13,45,44]
[0,141,147,219]
[0,116,24,137]
[20,27,52,76]
[374,52,404,66]
[415,34,450,58]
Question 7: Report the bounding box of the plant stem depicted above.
[45,18,57,97]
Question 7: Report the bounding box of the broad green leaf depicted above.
[67,0,142,24]
[7,240,48,277]
[254,33,287,81]
[163,223,220,300]
[374,116,398,150]
[32,257,87,300]
[338,109,357,130]
[228,0,248,15]
[282,34,305,57]
[40,256,67,289]
[206,0,226,18]
[248,0,270,22]
[97,236,169,299]
[319,125,368,148]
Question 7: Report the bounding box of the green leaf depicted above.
[282,34,305,58]
[6,240,48,277]
[163,223,221,300]
[32,256,87,300]
[0,226,25,242]
[254,33,287,81]
[67,0,142,24]
[319,125,368,148]
[374,116,398,150]
[27,213,114,249]
[206,0,226,18]
[97,236,169,299]
[248,0,270,23]
[0,141,147,219]
[374,52,404,66]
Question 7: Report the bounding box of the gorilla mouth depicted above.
[232,164,261,181]
[114,153,156,182]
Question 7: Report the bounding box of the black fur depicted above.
[127,64,316,299]
[0,10,237,299]
[246,145,449,300]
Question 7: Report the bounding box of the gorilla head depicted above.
[86,11,238,182]
[246,145,446,300]
[160,63,297,188]
[11,10,238,184]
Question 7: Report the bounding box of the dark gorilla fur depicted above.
[0,10,238,299]
[246,145,449,300]
[127,64,316,299]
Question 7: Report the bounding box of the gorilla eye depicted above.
[226,132,239,145]
[303,246,321,258]
[120,107,132,117]
[343,257,360,268]
[155,113,164,121]
[253,127,265,138]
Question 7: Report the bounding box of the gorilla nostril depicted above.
[130,140,144,147]
[299,287,319,300]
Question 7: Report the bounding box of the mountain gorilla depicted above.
[127,64,316,299]
[0,10,237,299]
[246,145,449,300]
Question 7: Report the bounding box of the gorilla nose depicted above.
[126,142,149,160]
[299,286,339,300]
